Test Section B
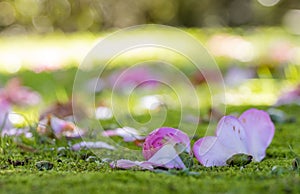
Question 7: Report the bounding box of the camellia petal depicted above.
[142,127,190,160]
[71,141,116,151]
[102,126,145,142]
[110,160,155,170]
[238,109,275,161]
[148,144,186,169]
[193,136,238,167]
[193,108,275,167]
[215,116,248,153]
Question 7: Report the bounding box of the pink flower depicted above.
[193,109,275,167]
[111,127,191,170]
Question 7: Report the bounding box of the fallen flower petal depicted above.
[111,127,191,170]
[142,127,190,160]
[37,115,85,139]
[147,144,186,169]
[110,159,155,170]
[275,84,300,105]
[102,126,145,142]
[71,141,116,151]
[1,127,32,138]
[238,109,275,161]
[0,78,41,106]
[193,108,275,167]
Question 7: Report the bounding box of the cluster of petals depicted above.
[111,109,275,169]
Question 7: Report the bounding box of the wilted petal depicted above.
[71,141,116,151]
[239,109,275,161]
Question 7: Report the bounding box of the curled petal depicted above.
[239,109,275,161]
[148,144,186,169]
[142,127,190,160]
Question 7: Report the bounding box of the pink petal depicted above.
[102,127,145,142]
[110,159,154,170]
[50,116,85,138]
[142,127,190,160]
[193,116,248,167]
[193,136,237,167]
[148,144,186,169]
[71,141,116,151]
[239,109,275,161]
[215,116,248,153]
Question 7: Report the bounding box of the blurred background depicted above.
[1,0,300,125]
[0,0,300,33]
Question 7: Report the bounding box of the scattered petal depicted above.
[110,159,154,170]
[38,115,85,139]
[142,127,190,161]
[102,126,145,142]
[276,84,300,105]
[147,144,186,169]
[0,78,41,106]
[193,108,275,167]
[71,141,116,151]
[239,109,275,161]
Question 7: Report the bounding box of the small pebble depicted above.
[36,161,53,171]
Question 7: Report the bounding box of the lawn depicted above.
[1,28,300,194]
[0,101,299,193]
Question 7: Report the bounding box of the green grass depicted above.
[0,105,300,194]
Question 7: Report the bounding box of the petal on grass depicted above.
[239,109,275,161]
[102,127,145,142]
[148,144,186,169]
[215,116,248,153]
[50,116,85,139]
[71,141,116,151]
[110,159,154,170]
[193,136,236,167]
[142,127,190,160]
